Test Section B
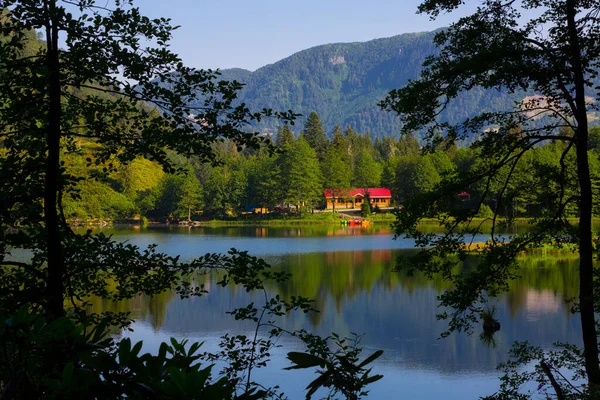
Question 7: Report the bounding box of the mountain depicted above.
[200,30,523,139]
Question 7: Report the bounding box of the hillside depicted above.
[201,30,525,139]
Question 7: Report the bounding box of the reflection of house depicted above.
[324,188,392,209]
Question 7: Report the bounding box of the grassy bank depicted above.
[191,211,401,226]
[463,241,581,254]
[367,213,396,223]
[418,217,600,225]
[192,212,346,226]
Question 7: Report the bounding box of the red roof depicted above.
[324,188,392,198]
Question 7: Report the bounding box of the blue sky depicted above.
[139,0,478,71]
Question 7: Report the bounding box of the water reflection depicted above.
[87,246,581,398]
[81,224,508,259]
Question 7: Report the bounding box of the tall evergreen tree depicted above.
[396,132,421,157]
[279,137,323,211]
[344,125,359,171]
[393,155,437,202]
[353,149,382,189]
[302,111,328,160]
[276,124,296,149]
[331,123,346,152]
[381,156,400,197]
[145,168,202,220]
[358,132,375,156]
[247,153,283,210]
[322,147,352,212]
[375,136,398,162]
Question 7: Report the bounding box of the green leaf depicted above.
[118,338,131,364]
[284,352,327,370]
[90,319,109,343]
[364,374,384,384]
[169,367,186,391]
[131,340,143,357]
[358,349,384,368]
[62,362,74,387]
[306,371,331,397]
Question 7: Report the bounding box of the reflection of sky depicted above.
[122,278,579,399]
[104,228,578,399]
[123,322,501,400]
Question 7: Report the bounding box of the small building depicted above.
[324,188,392,209]
[458,191,471,201]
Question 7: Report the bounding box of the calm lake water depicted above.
[88,224,580,399]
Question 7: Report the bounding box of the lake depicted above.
[87,224,581,399]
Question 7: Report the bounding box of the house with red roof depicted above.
[323,188,392,210]
[457,191,471,201]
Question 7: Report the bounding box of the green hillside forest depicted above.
[191,31,589,139]
[9,26,600,223]
[63,112,600,223]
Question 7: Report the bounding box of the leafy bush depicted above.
[63,179,136,220]
[0,306,237,399]
[360,202,371,217]
[475,204,494,219]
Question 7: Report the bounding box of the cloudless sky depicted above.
[138,0,479,71]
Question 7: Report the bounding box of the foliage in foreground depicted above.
[380,0,600,398]
[1,249,383,399]
[0,0,382,398]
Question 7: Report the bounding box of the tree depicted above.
[134,167,202,221]
[302,111,328,160]
[380,0,600,396]
[374,136,398,162]
[393,155,436,202]
[279,137,324,211]
[322,146,352,212]
[331,123,347,153]
[0,0,298,321]
[396,132,420,157]
[2,1,388,398]
[275,124,296,149]
[589,126,600,153]
[353,149,382,189]
[248,152,283,210]
[177,169,202,221]
[114,157,165,199]
[0,2,384,399]
[202,164,248,217]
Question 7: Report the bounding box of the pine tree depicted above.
[331,123,346,153]
[343,125,359,170]
[302,111,327,160]
[353,150,382,189]
[322,146,352,212]
[279,137,324,211]
[375,136,398,162]
[396,132,421,157]
[276,124,296,149]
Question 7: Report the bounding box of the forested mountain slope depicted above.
[203,30,525,139]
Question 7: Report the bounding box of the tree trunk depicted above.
[44,2,65,320]
[567,0,600,387]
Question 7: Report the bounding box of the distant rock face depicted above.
[328,56,345,65]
